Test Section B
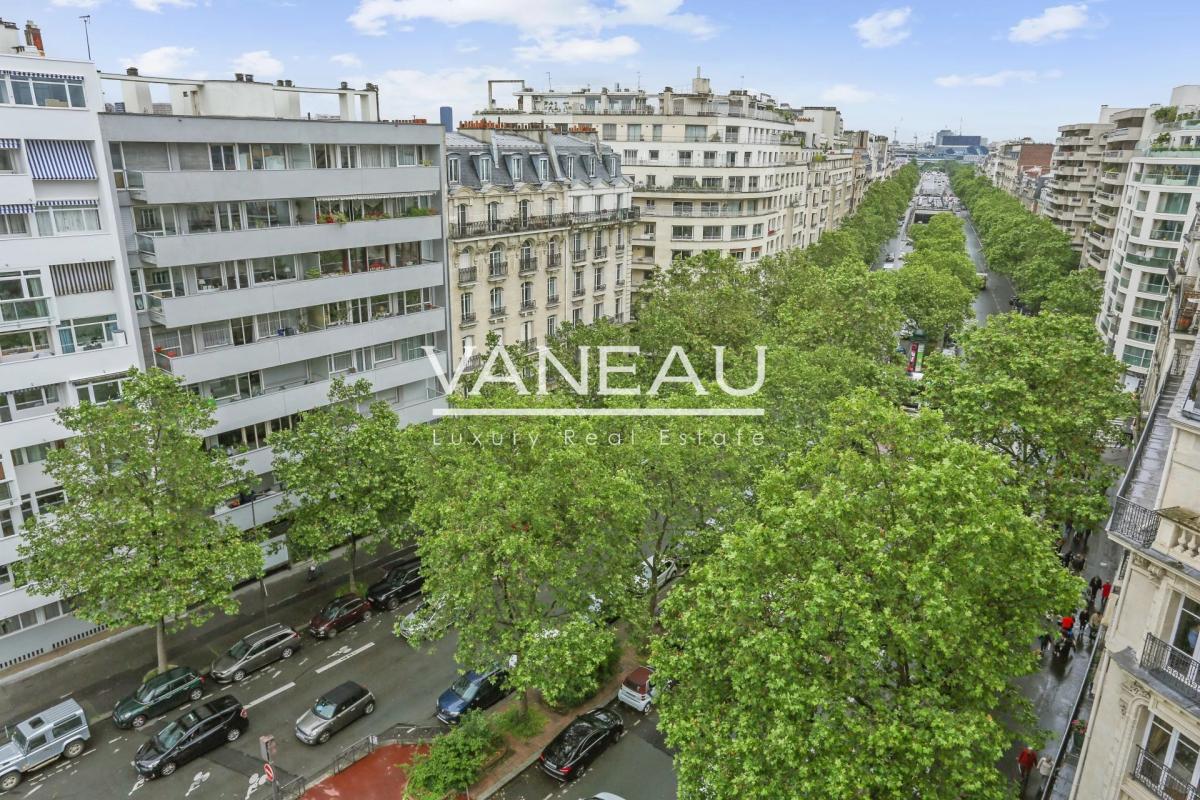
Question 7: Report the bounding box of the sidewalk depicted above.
[0,542,410,727]
[301,743,427,800]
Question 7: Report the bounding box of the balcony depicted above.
[0,296,52,331]
[572,249,587,263]
[127,166,441,206]
[213,489,286,532]
[148,260,444,328]
[521,337,538,353]
[593,246,608,260]
[488,306,506,319]
[1107,496,1159,547]
[460,311,477,325]
[1140,633,1200,702]
[451,213,570,239]
[520,299,535,312]
[136,214,443,269]
[518,256,538,275]
[1127,253,1176,269]
[546,294,560,305]
[458,266,477,285]
[593,283,606,292]
[1173,278,1198,335]
[571,287,586,298]
[1132,745,1200,800]
[487,262,509,280]
[547,253,562,269]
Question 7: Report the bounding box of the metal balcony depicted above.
[457,267,477,285]
[1141,632,1200,702]
[1109,495,1160,547]
[1132,745,1200,800]
[487,263,509,280]
[518,257,538,275]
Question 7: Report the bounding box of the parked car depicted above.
[617,666,659,713]
[0,699,90,792]
[538,707,624,781]
[885,253,895,263]
[633,557,677,594]
[294,681,375,745]
[585,795,627,800]
[132,696,248,779]
[366,559,423,611]
[397,596,448,640]
[210,623,301,683]
[113,666,205,729]
[976,272,988,290]
[436,667,510,724]
[308,594,372,639]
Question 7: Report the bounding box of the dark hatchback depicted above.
[366,560,423,611]
[435,668,509,725]
[132,696,248,779]
[308,594,372,639]
[113,666,205,729]
[539,707,624,781]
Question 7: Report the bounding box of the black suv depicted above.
[113,666,205,729]
[210,623,301,683]
[132,696,248,779]
[366,560,423,611]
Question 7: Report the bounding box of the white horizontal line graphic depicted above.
[433,408,765,417]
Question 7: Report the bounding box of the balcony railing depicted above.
[572,287,586,298]
[593,283,606,292]
[1132,745,1200,800]
[1108,496,1159,547]
[1141,632,1200,701]
[451,213,571,238]
[546,293,560,305]
[1126,253,1176,269]
[572,250,587,263]
[593,246,608,259]
[520,299,535,311]
[488,262,509,280]
[488,305,506,318]
[460,311,476,324]
[522,338,538,352]
[547,253,562,269]
[0,296,51,326]
[518,256,538,274]
[457,267,477,285]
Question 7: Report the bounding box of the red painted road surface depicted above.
[301,743,427,800]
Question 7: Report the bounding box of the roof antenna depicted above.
[546,72,552,91]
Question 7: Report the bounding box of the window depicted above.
[572,307,583,325]
[521,281,534,307]
[337,145,359,169]
[237,144,287,171]
[547,276,558,300]
[627,124,642,141]
[1157,192,1190,215]
[547,315,557,337]
[478,157,492,183]
[447,157,460,183]
[648,150,659,162]
[34,207,101,236]
[587,157,596,178]
[1138,715,1200,796]
[703,225,722,241]
[509,156,522,182]
[615,298,623,321]
[490,287,504,314]
[57,314,117,353]
[461,293,474,318]
[537,158,549,182]
[731,225,747,240]
[1128,322,1159,344]
[210,144,237,171]
[563,158,574,179]
[245,200,291,229]
[624,149,637,163]
[10,76,86,108]
[74,375,124,403]
[602,124,616,139]
[574,270,584,293]
[678,150,693,166]
[251,256,296,284]
[1132,299,1165,321]
[672,225,694,240]
[373,342,396,363]
[673,201,694,217]
[519,200,530,223]
[0,214,28,237]
[593,302,603,321]
[0,150,15,174]
[752,223,764,237]
[685,125,708,143]
[12,441,62,466]
[9,385,59,412]
[0,330,50,358]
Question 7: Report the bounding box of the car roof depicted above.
[145,666,194,686]
[244,622,292,642]
[15,699,85,736]
[626,666,654,683]
[320,681,368,705]
[204,695,241,714]
[328,594,360,604]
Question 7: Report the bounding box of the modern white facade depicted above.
[475,74,879,289]
[0,42,143,666]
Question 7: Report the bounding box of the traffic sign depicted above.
[263,763,274,782]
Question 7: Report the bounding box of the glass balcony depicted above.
[0,296,50,325]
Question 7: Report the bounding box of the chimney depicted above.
[244,74,254,83]
[284,80,293,87]
[234,72,244,82]
[24,21,43,56]
[276,79,284,86]
[340,81,349,90]
[126,66,139,76]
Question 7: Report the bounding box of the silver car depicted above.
[294,682,375,745]
[0,698,90,792]
[210,623,301,683]
[396,596,447,641]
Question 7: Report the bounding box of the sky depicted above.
[5,0,1198,143]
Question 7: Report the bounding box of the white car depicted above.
[617,666,660,713]
[634,557,678,593]
[396,596,447,640]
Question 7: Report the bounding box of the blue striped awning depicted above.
[36,199,98,208]
[26,140,96,181]
[4,70,84,82]
[0,139,18,149]
[0,204,33,215]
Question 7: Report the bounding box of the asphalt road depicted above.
[491,705,675,800]
[4,585,460,800]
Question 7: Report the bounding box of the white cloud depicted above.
[120,45,195,75]
[455,39,480,53]
[365,65,496,122]
[130,0,194,11]
[1008,4,1090,44]
[818,84,878,104]
[515,35,640,62]
[50,0,103,8]
[852,7,912,48]
[330,53,364,68]
[347,0,714,64]
[231,50,284,79]
[934,69,1062,88]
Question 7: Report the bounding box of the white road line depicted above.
[245,681,295,709]
[109,736,123,743]
[298,658,309,667]
[315,641,375,673]
[25,783,43,796]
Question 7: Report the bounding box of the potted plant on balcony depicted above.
[1070,719,1087,751]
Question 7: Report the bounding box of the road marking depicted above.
[245,681,296,709]
[127,777,146,796]
[25,783,43,796]
[298,657,309,667]
[316,642,375,673]
[109,736,123,743]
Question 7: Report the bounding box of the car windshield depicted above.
[228,638,251,659]
[11,730,26,750]
[153,721,188,751]
[449,675,478,701]
[312,697,337,720]
[134,682,159,702]
[318,602,342,621]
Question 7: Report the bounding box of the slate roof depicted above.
[445,131,627,191]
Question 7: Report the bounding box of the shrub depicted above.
[492,706,546,740]
[403,711,499,799]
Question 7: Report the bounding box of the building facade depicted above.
[1045,122,1112,250]
[475,74,880,289]
[0,36,145,665]
[445,124,635,367]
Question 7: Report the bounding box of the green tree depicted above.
[18,369,263,673]
[508,617,616,708]
[923,312,1135,525]
[892,259,975,347]
[1043,269,1102,316]
[652,392,1080,800]
[270,378,410,588]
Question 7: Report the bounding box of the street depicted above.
[491,706,676,800]
[3,581,460,800]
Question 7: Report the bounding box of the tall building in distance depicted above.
[0,24,144,664]
[475,72,886,290]
[444,124,635,369]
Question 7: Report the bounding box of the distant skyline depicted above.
[7,1,1198,143]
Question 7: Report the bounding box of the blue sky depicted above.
[7,1,1198,142]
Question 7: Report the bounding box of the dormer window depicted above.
[587,157,596,178]
[447,157,460,183]
[563,158,574,180]
[509,156,522,182]
[479,157,492,183]
[538,158,549,182]
[605,155,619,176]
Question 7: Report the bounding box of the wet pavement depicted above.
[301,743,426,800]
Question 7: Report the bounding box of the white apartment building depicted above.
[0,27,144,666]
[445,125,635,367]
[475,73,868,288]
[1099,88,1200,389]
[1085,107,1151,273]
[1045,122,1111,250]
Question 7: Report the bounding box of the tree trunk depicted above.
[348,535,357,589]
[521,687,532,716]
[155,617,168,675]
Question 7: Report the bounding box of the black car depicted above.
[113,666,205,729]
[538,707,624,781]
[132,696,248,779]
[436,667,509,724]
[366,560,423,611]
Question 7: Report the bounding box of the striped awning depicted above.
[36,199,98,208]
[0,204,33,215]
[4,70,84,82]
[26,140,96,181]
[0,139,18,150]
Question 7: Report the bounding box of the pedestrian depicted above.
[1071,551,1086,574]
[1061,548,1072,569]
[1017,745,1037,788]
[1037,753,1054,792]
[1089,576,1103,602]
[1102,581,1112,609]
[1060,614,1075,636]
[1077,608,1089,636]
[1089,609,1102,643]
